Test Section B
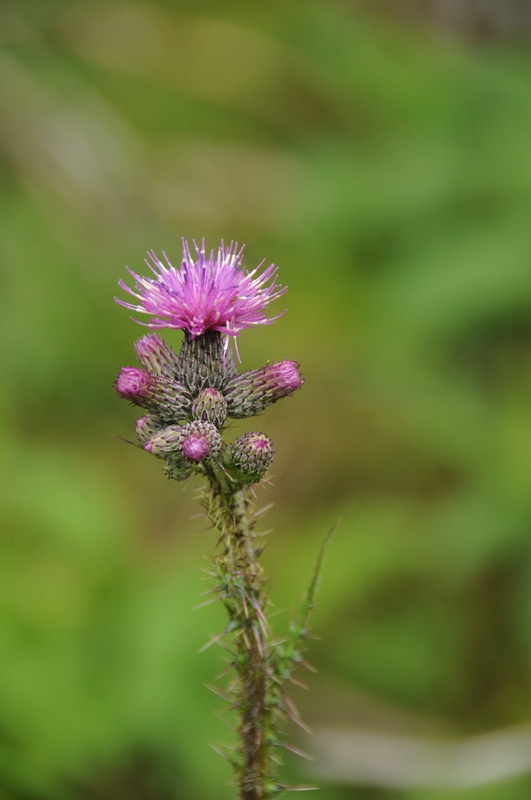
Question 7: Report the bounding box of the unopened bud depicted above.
[135,414,161,444]
[153,376,192,422]
[226,432,274,483]
[224,361,303,418]
[181,421,222,462]
[144,425,184,457]
[140,424,193,481]
[144,421,222,463]
[134,334,180,378]
[191,387,228,428]
[115,367,155,405]
[115,367,191,421]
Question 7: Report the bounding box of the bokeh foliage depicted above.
[1,1,531,798]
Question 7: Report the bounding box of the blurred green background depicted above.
[2,1,531,798]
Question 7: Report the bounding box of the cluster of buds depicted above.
[114,239,303,484]
[116,332,301,482]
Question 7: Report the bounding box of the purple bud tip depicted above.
[145,421,221,461]
[180,420,222,462]
[271,360,303,391]
[182,434,211,461]
[135,414,159,444]
[115,367,153,401]
[134,334,162,360]
[228,431,274,480]
[252,435,270,451]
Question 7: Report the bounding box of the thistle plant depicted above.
[115,239,329,798]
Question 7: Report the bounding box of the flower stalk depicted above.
[114,239,327,798]
[204,465,275,798]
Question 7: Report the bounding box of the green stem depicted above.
[203,465,276,799]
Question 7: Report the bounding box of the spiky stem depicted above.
[203,463,277,799]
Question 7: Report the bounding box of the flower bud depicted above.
[134,333,180,378]
[181,421,222,462]
[115,367,191,421]
[144,421,222,463]
[191,387,228,428]
[140,424,193,481]
[153,376,192,422]
[115,367,155,405]
[226,432,274,483]
[267,360,303,391]
[135,414,161,444]
[224,361,303,418]
[144,425,184,457]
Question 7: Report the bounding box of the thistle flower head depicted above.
[116,239,287,342]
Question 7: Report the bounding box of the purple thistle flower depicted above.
[116,239,287,343]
